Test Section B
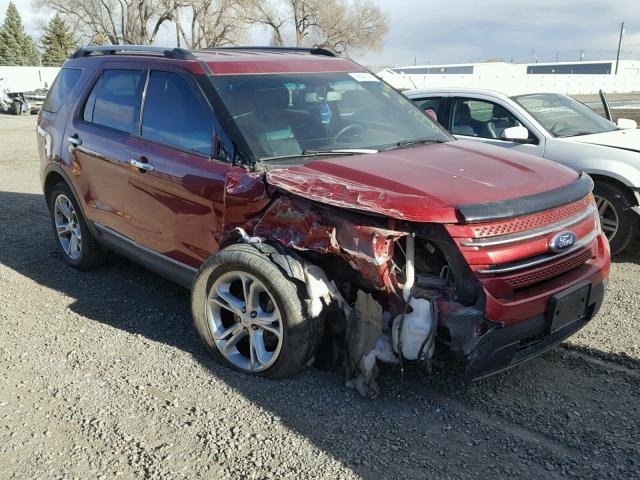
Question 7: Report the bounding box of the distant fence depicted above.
[0,66,61,93]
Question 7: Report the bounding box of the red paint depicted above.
[39,49,611,368]
[266,140,577,222]
[483,234,610,325]
[195,51,364,76]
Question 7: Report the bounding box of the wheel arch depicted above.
[588,173,638,206]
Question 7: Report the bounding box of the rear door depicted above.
[65,63,146,235]
[124,65,233,268]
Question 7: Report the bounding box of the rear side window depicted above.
[42,68,82,113]
[83,69,144,134]
[141,71,214,155]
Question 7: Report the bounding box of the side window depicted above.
[451,98,522,140]
[42,68,82,113]
[412,97,442,122]
[141,70,214,156]
[83,69,144,134]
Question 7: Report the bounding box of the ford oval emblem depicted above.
[549,231,577,253]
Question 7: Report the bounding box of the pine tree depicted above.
[0,2,40,65]
[41,14,76,66]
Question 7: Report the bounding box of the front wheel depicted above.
[191,244,323,379]
[593,181,638,255]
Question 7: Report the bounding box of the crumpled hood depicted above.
[266,140,579,223]
[567,128,640,152]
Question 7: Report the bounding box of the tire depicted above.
[48,182,110,270]
[12,100,22,115]
[191,244,322,379]
[593,181,638,255]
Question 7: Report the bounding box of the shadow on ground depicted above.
[2,189,639,479]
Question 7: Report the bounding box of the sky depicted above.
[2,0,639,67]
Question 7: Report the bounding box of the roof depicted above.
[404,87,551,98]
[67,45,365,76]
[195,49,363,75]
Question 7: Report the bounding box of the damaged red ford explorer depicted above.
[37,46,610,393]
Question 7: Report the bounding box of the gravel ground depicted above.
[1,114,639,480]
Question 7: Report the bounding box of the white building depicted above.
[378,60,640,95]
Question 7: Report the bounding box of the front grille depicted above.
[504,244,597,289]
[448,194,600,291]
[472,196,592,238]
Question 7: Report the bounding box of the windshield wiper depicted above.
[385,138,447,150]
[559,131,594,138]
[259,148,378,162]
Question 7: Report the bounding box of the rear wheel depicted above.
[191,244,322,379]
[48,182,110,269]
[12,100,21,115]
[593,181,638,255]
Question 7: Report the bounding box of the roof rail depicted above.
[70,45,196,60]
[199,46,337,57]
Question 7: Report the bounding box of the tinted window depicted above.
[84,69,144,134]
[141,71,214,155]
[42,68,82,113]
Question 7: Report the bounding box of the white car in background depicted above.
[405,88,640,254]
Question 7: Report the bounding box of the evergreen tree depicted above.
[41,14,76,66]
[0,2,40,65]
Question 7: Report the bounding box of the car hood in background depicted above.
[266,140,579,223]
[566,128,640,152]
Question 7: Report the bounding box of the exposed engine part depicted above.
[392,297,435,361]
[402,234,415,301]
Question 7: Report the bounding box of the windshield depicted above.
[212,72,451,160]
[512,93,617,137]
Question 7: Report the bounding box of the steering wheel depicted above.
[335,124,365,143]
[550,120,569,135]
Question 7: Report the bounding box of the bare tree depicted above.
[32,0,181,44]
[313,0,388,55]
[34,0,250,47]
[249,0,388,56]
[177,0,250,48]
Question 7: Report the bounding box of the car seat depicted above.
[488,104,517,139]
[452,103,477,136]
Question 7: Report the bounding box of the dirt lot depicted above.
[1,114,639,480]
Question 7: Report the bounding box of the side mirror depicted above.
[501,126,530,143]
[617,118,637,130]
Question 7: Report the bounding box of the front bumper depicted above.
[465,279,605,381]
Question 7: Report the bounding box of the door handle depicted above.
[66,136,82,146]
[130,158,154,172]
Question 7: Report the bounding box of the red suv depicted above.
[37,46,610,382]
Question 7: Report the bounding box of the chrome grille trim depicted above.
[476,230,599,275]
[460,205,596,248]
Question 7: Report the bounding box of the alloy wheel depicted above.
[54,194,82,260]
[594,194,619,242]
[206,271,283,372]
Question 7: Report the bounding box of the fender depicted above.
[584,164,640,191]
[43,162,101,240]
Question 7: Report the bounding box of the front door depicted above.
[448,97,544,156]
[124,67,232,268]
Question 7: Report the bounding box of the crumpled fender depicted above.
[220,171,408,291]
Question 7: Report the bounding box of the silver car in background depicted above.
[405,88,640,254]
